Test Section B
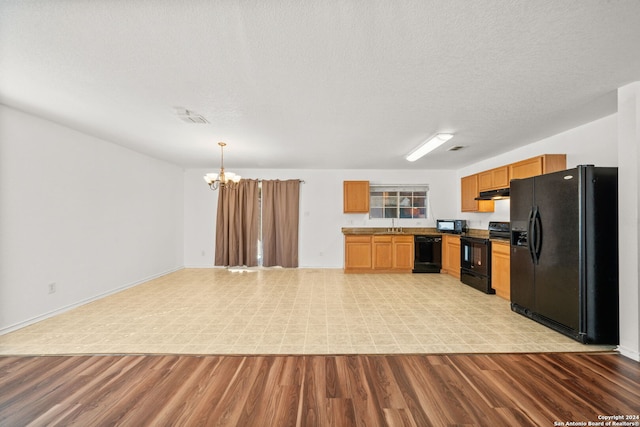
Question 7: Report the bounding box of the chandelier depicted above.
[203,142,241,190]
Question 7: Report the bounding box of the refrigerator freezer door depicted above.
[510,177,535,234]
[510,246,535,308]
[510,178,536,309]
[531,169,580,331]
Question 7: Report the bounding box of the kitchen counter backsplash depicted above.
[341,227,490,238]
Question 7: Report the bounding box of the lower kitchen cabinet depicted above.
[491,240,510,300]
[392,235,414,270]
[441,234,461,279]
[345,234,413,273]
[373,235,393,270]
[345,235,372,272]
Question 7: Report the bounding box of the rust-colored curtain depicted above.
[262,179,300,268]
[215,179,259,267]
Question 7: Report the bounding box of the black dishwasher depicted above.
[413,235,442,273]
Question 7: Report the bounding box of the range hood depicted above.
[475,188,510,200]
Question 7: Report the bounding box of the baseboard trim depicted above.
[617,345,640,362]
[182,265,225,269]
[0,266,184,335]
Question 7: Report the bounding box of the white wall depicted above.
[184,168,457,268]
[617,82,640,361]
[0,105,185,332]
[456,114,618,229]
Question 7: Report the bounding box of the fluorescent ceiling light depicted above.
[405,133,454,162]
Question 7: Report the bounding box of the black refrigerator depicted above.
[510,165,619,344]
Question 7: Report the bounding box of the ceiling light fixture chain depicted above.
[203,142,241,190]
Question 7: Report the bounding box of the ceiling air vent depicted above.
[174,108,209,124]
[447,145,465,151]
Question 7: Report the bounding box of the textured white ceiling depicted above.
[1,1,639,170]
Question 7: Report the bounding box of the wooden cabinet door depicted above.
[509,155,567,181]
[461,175,479,211]
[443,235,461,278]
[477,170,494,192]
[509,157,543,180]
[491,241,511,300]
[345,235,372,270]
[392,236,414,270]
[343,181,370,213]
[479,166,510,192]
[373,235,393,270]
[492,166,510,188]
[539,154,567,175]
[461,174,494,212]
[448,239,461,279]
[441,238,450,272]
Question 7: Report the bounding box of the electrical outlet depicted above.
[48,282,56,294]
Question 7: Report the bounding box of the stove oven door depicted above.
[461,238,489,276]
[460,237,493,294]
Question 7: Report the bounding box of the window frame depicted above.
[368,185,429,220]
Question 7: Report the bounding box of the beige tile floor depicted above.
[0,268,616,355]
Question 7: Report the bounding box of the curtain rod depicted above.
[255,179,305,183]
[370,183,428,186]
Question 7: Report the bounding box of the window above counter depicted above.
[369,185,429,219]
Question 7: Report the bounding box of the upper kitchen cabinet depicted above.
[509,154,567,180]
[462,154,566,212]
[461,174,494,212]
[478,166,510,192]
[343,181,370,213]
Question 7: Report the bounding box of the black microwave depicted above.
[436,219,468,234]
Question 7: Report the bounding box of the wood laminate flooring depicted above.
[1,352,638,426]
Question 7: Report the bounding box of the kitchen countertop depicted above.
[341,227,491,238]
[490,238,511,244]
[341,227,438,236]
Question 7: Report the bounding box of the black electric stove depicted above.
[460,222,510,294]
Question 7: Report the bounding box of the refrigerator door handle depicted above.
[527,208,536,263]
[533,209,542,263]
